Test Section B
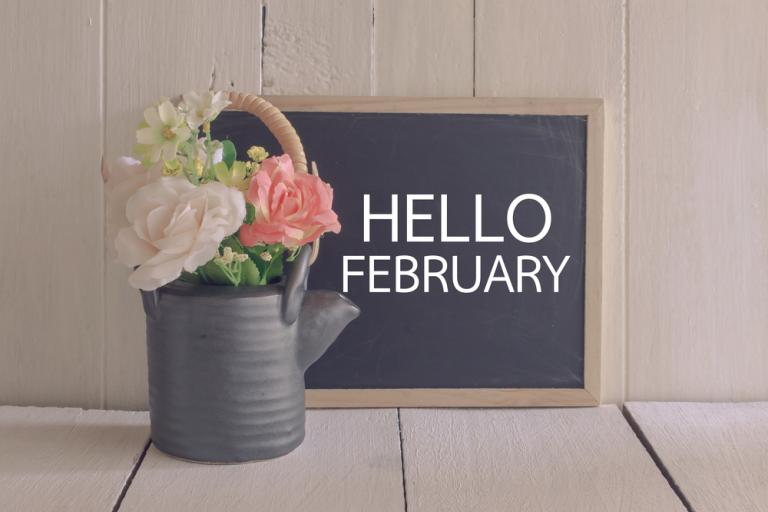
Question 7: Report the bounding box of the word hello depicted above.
[342,194,572,294]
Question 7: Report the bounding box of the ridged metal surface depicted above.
[146,285,307,463]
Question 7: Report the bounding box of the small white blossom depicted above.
[182,90,231,130]
[135,100,191,163]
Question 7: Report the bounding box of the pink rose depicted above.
[239,155,341,248]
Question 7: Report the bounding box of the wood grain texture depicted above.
[120,409,404,512]
[306,388,597,408]
[475,0,626,404]
[0,0,104,407]
[0,406,149,512]
[400,406,685,512]
[625,402,768,512]
[373,0,473,96]
[627,0,768,400]
[263,0,372,95]
[104,0,263,409]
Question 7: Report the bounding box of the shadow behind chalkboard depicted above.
[215,108,587,392]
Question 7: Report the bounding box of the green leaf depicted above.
[200,259,240,286]
[244,203,255,225]
[264,254,284,283]
[241,258,261,286]
[222,139,236,168]
[179,270,202,284]
[213,161,230,183]
[221,235,245,253]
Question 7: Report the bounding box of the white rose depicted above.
[104,157,161,244]
[115,177,246,290]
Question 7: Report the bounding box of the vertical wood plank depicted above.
[0,406,149,512]
[120,410,405,512]
[400,407,686,511]
[0,0,103,407]
[373,0,474,96]
[262,0,372,95]
[475,0,626,403]
[104,0,262,408]
[627,0,768,400]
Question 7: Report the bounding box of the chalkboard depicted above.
[216,97,604,407]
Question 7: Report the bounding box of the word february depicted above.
[343,254,570,294]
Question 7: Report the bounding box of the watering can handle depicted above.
[282,245,312,325]
[140,289,160,320]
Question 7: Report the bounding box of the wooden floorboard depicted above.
[625,402,768,512]
[119,409,405,512]
[0,406,149,512]
[399,405,686,512]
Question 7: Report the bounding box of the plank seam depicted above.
[370,0,375,95]
[112,438,151,512]
[621,0,631,404]
[396,408,409,512]
[260,1,266,95]
[99,0,107,410]
[622,406,695,512]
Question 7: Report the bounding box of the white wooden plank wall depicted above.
[0,0,104,407]
[0,0,766,407]
[626,0,768,401]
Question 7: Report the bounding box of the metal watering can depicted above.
[140,246,359,463]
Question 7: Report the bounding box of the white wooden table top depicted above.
[1,403,766,511]
[626,402,768,512]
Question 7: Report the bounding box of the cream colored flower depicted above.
[115,178,246,290]
[135,100,191,164]
[104,157,162,246]
[182,90,231,130]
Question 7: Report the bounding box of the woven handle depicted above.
[225,91,319,264]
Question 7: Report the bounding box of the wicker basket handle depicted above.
[225,91,319,264]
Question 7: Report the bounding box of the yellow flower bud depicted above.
[194,159,204,177]
[234,253,249,263]
[247,146,269,163]
[259,251,272,262]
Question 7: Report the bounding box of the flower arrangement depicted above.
[104,91,341,291]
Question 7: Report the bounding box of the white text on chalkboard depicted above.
[342,194,572,294]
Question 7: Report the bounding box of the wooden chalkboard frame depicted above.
[259,96,604,408]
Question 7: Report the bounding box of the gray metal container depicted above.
[140,247,359,463]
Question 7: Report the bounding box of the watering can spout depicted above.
[282,245,360,370]
[297,290,360,370]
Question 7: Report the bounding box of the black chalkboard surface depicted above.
[216,97,604,407]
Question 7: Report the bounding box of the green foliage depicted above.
[241,259,261,286]
[200,258,241,286]
[222,140,237,168]
[180,236,287,287]
[244,203,256,225]
[242,243,287,285]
